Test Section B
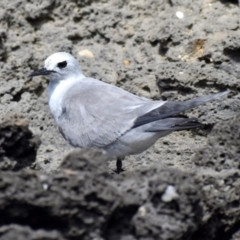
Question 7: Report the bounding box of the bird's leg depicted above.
[115,156,125,174]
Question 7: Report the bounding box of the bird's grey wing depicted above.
[58,79,162,148]
[133,91,228,128]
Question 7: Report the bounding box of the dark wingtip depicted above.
[28,72,35,78]
[133,90,229,128]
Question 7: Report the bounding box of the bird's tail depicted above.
[134,91,228,128]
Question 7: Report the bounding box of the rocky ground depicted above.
[0,0,240,239]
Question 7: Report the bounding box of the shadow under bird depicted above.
[29,52,228,173]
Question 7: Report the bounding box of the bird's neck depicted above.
[48,75,83,122]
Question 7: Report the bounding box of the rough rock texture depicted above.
[232,230,240,240]
[1,0,240,239]
[0,225,65,240]
[0,140,240,239]
[0,0,239,171]
[193,114,240,171]
[0,114,40,170]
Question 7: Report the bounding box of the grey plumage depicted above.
[58,78,227,156]
[29,52,228,158]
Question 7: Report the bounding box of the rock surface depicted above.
[0,0,240,239]
[0,114,40,170]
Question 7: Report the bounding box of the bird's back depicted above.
[57,77,150,148]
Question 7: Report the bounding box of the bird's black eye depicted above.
[57,61,67,69]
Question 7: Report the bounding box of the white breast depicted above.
[48,77,80,122]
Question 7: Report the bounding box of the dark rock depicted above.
[0,145,240,239]
[0,114,40,171]
[0,0,240,239]
[0,153,204,240]
[60,148,109,174]
[106,168,203,240]
[231,229,240,240]
[0,224,65,240]
[0,150,119,240]
[192,170,240,240]
[193,114,240,171]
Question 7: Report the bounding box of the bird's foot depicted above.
[114,157,125,174]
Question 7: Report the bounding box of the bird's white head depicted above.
[29,52,83,81]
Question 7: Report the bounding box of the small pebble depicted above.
[176,11,184,19]
[78,49,94,58]
[162,185,179,202]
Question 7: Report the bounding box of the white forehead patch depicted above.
[44,58,52,69]
[44,52,74,69]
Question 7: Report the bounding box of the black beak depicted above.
[28,68,55,78]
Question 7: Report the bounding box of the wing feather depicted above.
[58,78,150,148]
